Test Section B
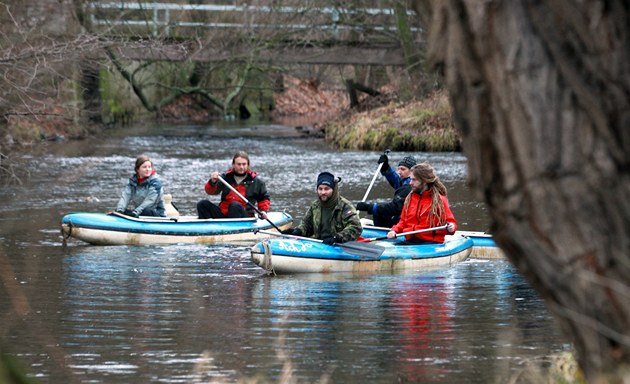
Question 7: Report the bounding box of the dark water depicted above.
[0,122,569,383]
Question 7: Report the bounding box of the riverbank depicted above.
[0,87,457,184]
[1,83,458,153]
[323,89,459,151]
[269,79,459,151]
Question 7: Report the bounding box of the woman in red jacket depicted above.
[387,162,456,244]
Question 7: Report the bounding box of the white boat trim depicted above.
[251,240,472,274]
[61,225,284,245]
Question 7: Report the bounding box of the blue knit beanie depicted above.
[317,172,336,188]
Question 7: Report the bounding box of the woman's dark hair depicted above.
[135,154,152,171]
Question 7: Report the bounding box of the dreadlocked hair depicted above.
[405,162,449,227]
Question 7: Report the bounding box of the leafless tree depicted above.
[0,2,95,129]
[75,0,425,118]
[1,0,424,140]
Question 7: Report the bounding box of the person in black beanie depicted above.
[355,154,417,228]
[281,172,362,245]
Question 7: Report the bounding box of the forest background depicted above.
[0,0,456,158]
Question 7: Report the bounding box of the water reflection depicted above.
[0,122,569,383]
[388,275,454,382]
[60,244,259,381]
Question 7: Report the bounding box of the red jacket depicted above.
[204,169,271,216]
[391,189,456,243]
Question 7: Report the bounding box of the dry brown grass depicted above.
[507,351,586,384]
[323,89,460,152]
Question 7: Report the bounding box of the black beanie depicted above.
[317,172,336,188]
[398,156,417,169]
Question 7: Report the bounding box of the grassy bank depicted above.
[1,88,458,155]
[324,89,460,152]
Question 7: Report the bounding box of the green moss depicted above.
[99,68,126,123]
[8,120,42,144]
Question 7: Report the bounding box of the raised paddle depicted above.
[362,224,449,242]
[256,229,386,259]
[361,149,390,202]
[217,175,282,232]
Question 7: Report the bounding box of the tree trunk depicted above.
[394,2,422,77]
[422,0,630,381]
[80,60,102,124]
[345,79,381,108]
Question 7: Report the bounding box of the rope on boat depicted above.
[261,240,275,276]
[61,221,73,247]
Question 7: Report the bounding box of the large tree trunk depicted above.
[422,0,630,381]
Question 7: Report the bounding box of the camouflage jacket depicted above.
[297,195,362,243]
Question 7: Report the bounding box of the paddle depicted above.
[256,229,386,259]
[361,149,390,202]
[217,175,282,232]
[109,211,178,221]
[362,224,449,242]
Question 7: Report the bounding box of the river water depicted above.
[0,122,570,383]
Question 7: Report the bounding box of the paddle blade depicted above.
[339,241,386,259]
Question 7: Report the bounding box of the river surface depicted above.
[0,122,570,383]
